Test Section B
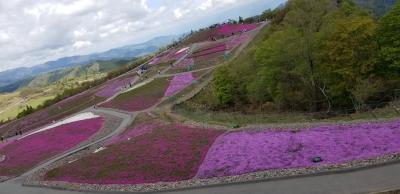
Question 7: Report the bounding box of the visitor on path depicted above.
[18,130,22,135]
[0,136,3,142]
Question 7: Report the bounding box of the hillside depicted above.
[0,59,130,93]
[177,0,400,116]
[0,35,177,89]
[0,57,144,121]
[0,1,400,193]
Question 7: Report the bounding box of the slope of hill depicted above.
[0,59,130,93]
[0,35,177,89]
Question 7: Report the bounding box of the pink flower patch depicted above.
[96,76,135,98]
[105,123,158,145]
[174,58,194,68]
[217,23,258,36]
[0,117,104,177]
[197,120,400,178]
[164,73,194,97]
[226,34,250,49]
[44,123,224,185]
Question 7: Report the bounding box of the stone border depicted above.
[0,176,10,182]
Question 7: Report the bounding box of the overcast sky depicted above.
[0,0,285,72]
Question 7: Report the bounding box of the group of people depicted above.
[0,130,22,143]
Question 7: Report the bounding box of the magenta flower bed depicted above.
[0,110,50,137]
[226,34,249,49]
[173,48,188,59]
[197,120,400,178]
[217,24,258,36]
[149,49,180,65]
[164,73,194,97]
[191,44,227,58]
[149,57,161,65]
[0,117,104,176]
[96,76,134,97]
[44,123,224,185]
[174,58,194,68]
[100,78,170,112]
[105,123,158,145]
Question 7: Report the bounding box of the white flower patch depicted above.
[175,47,189,54]
[93,147,106,153]
[68,159,78,164]
[19,112,100,140]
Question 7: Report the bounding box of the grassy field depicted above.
[174,100,400,127]
[0,72,107,122]
[100,77,170,112]
[0,92,55,122]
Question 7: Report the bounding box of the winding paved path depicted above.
[0,109,134,194]
[1,161,400,193]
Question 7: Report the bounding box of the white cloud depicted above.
[24,0,96,17]
[73,40,92,49]
[174,8,190,19]
[0,32,10,42]
[0,0,284,72]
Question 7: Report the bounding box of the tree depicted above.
[17,105,35,119]
[317,5,379,110]
[212,66,237,106]
[255,28,310,110]
[239,16,244,23]
[282,0,333,111]
[378,1,400,74]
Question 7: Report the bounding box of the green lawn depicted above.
[0,95,55,121]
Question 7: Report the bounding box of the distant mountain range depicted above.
[0,35,177,92]
[0,59,131,93]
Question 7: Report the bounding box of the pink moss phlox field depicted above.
[149,49,179,65]
[96,76,134,97]
[226,34,249,49]
[197,120,400,178]
[191,44,227,58]
[149,57,161,65]
[175,58,194,68]
[105,123,158,145]
[0,110,50,135]
[217,23,258,36]
[164,73,194,97]
[100,78,170,111]
[101,97,160,112]
[173,48,189,59]
[44,123,224,185]
[0,117,104,176]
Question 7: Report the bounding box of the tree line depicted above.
[212,0,400,113]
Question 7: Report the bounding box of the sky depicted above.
[0,0,285,72]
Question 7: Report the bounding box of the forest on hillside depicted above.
[210,0,400,113]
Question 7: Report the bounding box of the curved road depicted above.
[0,108,134,194]
[1,161,400,194]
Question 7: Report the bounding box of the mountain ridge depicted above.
[0,35,177,89]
